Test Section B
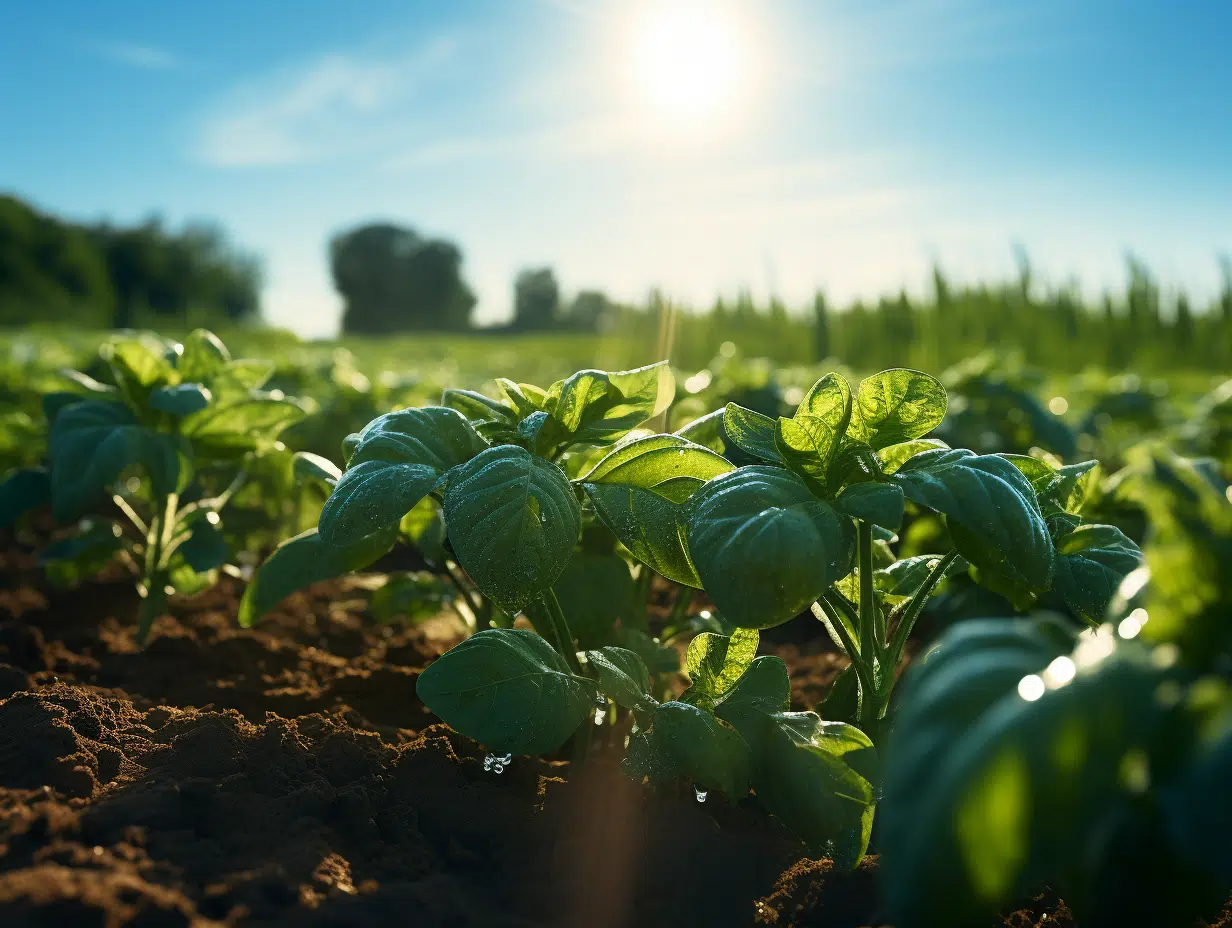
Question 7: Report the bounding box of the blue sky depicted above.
[2,0,1229,336]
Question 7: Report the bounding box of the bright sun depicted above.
[627,1,754,127]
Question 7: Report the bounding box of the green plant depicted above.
[879,449,1231,927]
[0,329,308,641]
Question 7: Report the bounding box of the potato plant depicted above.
[879,449,1232,927]
[0,330,308,641]
[247,360,1144,865]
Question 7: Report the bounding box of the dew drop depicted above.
[693,784,708,803]
[483,752,513,774]
[594,707,606,726]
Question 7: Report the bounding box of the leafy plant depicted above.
[0,329,308,641]
[879,449,1231,927]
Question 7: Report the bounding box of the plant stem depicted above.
[885,550,960,670]
[112,493,148,535]
[444,561,483,632]
[811,598,874,700]
[541,588,583,675]
[857,521,877,665]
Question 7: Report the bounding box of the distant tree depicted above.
[512,266,559,331]
[0,195,113,326]
[1219,254,1232,325]
[1174,292,1194,349]
[563,289,613,332]
[331,222,475,334]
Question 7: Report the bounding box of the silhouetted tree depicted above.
[512,266,559,331]
[331,222,475,334]
[813,291,830,361]
[563,289,612,332]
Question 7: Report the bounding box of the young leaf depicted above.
[654,701,751,799]
[1001,454,1099,516]
[149,383,212,416]
[580,434,734,504]
[583,483,700,587]
[292,451,342,488]
[103,336,177,398]
[684,627,759,708]
[179,393,308,452]
[878,553,967,596]
[892,449,1054,594]
[586,646,656,713]
[1051,523,1143,624]
[673,408,726,453]
[722,403,782,463]
[49,400,185,521]
[0,467,49,529]
[848,369,948,450]
[441,387,517,423]
[687,467,854,628]
[877,438,950,475]
[775,415,839,485]
[177,329,231,382]
[713,655,792,739]
[443,446,582,614]
[547,362,676,445]
[415,628,594,755]
[237,526,396,627]
[797,372,853,433]
[832,481,905,530]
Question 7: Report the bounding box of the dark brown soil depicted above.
[0,535,1228,928]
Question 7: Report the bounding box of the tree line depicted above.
[0,194,260,329]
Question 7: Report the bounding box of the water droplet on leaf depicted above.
[693,784,708,803]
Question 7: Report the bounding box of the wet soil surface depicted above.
[0,535,1228,928]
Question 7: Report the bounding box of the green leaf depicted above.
[103,335,177,397]
[722,403,782,463]
[583,482,700,587]
[832,481,905,530]
[318,407,487,547]
[210,358,274,395]
[415,628,594,755]
[0,468,49,529]
[892,449,1054,593]
[684,627,759,708]
[797,372,853,433]
[586,646,656,713]
[443,446,582,614]
[48,400,185,521]
[877,438,950,475]
[546,362,676,445]
[238,526,396,627]
[674,408,726,453]
[878,553,967,596]
[614,627,680,675]
[624,725,682,785]
[1052,523,1143,624]
[177,518,229,572]
[654,701,751,799]
[441,387,517,423]
[881,624,1186,927]
[292,451,342,487]
[686,467,854,628]
[714,655,792,736]
[179,393,308,451]
[848,369,948,450]
[496,379,546,417]
[819,663,861,726]
[149,383,211,416]
[177,329,230,382]
[1161,712,1232,882]
[39,518,125,568]
[775,414,839,484]
[580,434,734,504]
[400,496,449,565]
[1001,455,1098,516]
[552,551,638,648]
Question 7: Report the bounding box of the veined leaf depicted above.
[878,438,950,475]
[797,372,853,434]
[892,449,1054,593]
[584,482,700,587]
[586,646,656,713]
[848,369,947,450]
[149,382,211,416]
[687,466,854,628]
[684,627,759,708]
[580,434,734,504]
[654,701,751,799]
[441,387,518,423]
[1052,523,1143,624]
[180,393,308,451]
[723,403,782,463]
[415,628,594,755]
[292,451,342,488]
[775,414,839,484]
[177,329,230,382]
[674,408,726,453]
[443,446,581,614]
[1002,454,1098,516]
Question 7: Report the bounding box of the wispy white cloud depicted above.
[96,41,178,70]
[195,40,456,167]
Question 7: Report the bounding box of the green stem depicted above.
[857,520,877,664]
[445,562,483,631]
[112,493,148,535]
[811,598,874,699]
[885,550,960,671]
[542,588,583,675]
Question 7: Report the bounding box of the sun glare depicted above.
[626,1,755,128]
